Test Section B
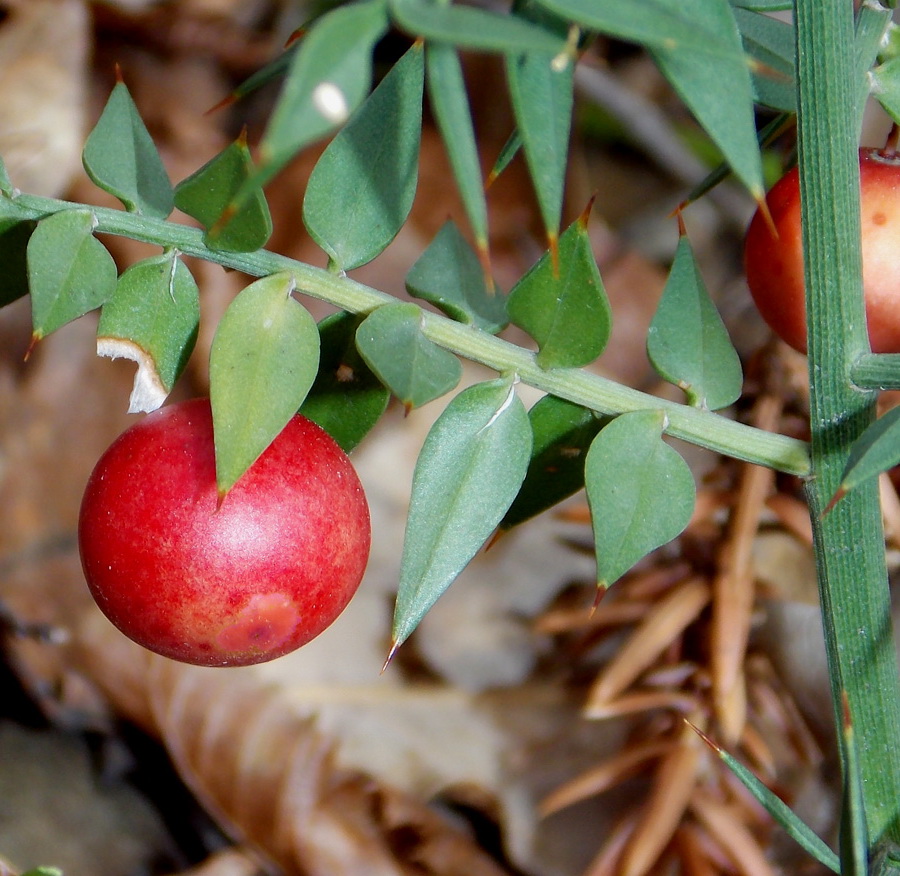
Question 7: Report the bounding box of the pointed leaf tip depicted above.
[210,272,320,493]
[590,582,608,615]
[647,235,742,410]
[585,410,696,589]
[507,216,611,369]
[382,640,400,673]
[683,718,719,753]
[83,80,174,218]
[577,195,596,228]
[303,42,424,270]
[822,487,846,517]
[392,378,532,647]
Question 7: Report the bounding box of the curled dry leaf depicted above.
[74,612,521,876]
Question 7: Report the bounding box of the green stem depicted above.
[2,190,810,475]
[850,353,900,391]
[797,0,900,848]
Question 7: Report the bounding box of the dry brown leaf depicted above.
[73,611,529,876]
[0,0,88,197]
[164,847,265,876]
[0,720,177,876]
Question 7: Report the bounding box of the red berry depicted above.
[744,148,900,354]
[78,398,370,667]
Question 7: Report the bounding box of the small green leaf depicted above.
[532,0,718,51]
[505,49,573,245]
[210,41,297,111]
[82,81,174,218]
[209,272,320,494]
[871,57,900,126]
[257,0,389,185]
[300,311,390,452]
[653,5,764,200]
[97,251,199,413]
[355,302,462,409]
[426,43,489,251]
[406,220,507,333]
[534,0,764,199]
[392,378,532,648]
[826,406,900,511]
[0,217,35,308]
[695,726,839,873]
[174,135,272,252]
[733,7,794,111]
[487,128,522,186]
[27,210,117,343]
[303,43,424,271]
[390,0,566,54]
[0,155,14,196]
[501,395,609,530]
[507,209,612,369]
[585,410,695,589]
[647,234,742,410]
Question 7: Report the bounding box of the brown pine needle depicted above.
[690,789,777,876]
[879,472,900,548]
[621,561,694,600]
[534,598,648,634]
[539,739,673,817]
[675,825,721,876]
[711,393,780,743]
[618,719,704,876]
[740,722,777,781]
[584,689,699,720]
[585,576,709,711]
[642,661,698,688]
[764,492,814,545]
[583,813,640,876]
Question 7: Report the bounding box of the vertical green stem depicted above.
[796,0,900,847]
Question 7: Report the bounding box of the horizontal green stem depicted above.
[6,191,811,476]
[851,353,900,390]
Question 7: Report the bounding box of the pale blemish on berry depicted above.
[215,592,299,654]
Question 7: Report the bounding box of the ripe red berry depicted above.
[744,147,900,354]
[78,398,371,667]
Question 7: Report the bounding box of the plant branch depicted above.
[796,0,900,847]
[1,190,810,476]
[850,353,900,390]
